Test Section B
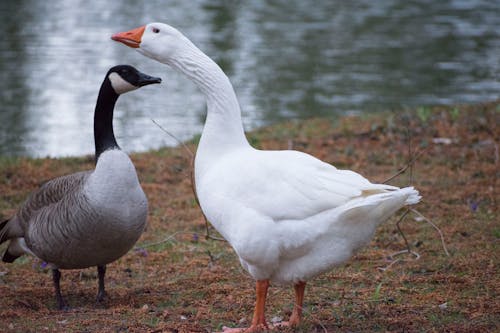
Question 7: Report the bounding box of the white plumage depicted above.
[112,23,421,332]
[196,147,420,284]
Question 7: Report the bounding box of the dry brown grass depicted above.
[1,101,498,332]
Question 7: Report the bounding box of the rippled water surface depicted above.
[0,0,498,157]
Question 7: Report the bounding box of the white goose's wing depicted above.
[206,148,396,222]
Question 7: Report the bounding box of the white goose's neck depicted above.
[162,41,250,158]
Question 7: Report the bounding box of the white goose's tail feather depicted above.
[322,186,421,254]
[341,186,421,226]
[400,186,422,205]
[273,186,422,282]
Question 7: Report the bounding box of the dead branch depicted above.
[151,119,226,242]
[378,248,422,272]
[378,209,421,272]
[389,249,421,260]
[378,117,449,273]
[396,209,411,253]
[407,127,413,184]
[151,119,193,158]
[190,157,226,242]
[137,231,192,248]
[378,123,429,271]
[382,147,427,184]
[410,208,450,256]
[378,258,401,272]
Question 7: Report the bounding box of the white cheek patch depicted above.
[108,72,138,94]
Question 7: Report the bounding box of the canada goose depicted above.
[112,24,420,332]
[0,65,161,309]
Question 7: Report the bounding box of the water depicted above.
[0,0,498,157]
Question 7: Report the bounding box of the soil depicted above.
[0,101,498,332]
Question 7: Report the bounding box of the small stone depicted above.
[432,137,453,145]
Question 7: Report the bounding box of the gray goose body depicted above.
[14,153,147,269]
[0,65,161,308]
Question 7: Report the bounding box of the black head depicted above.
[107,65,161,94]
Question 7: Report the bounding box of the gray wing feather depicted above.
[2,171,95,262]
[16,171,100,261]
[17,171,91,228]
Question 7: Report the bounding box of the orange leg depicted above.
[274,281,306,329]
[250,279,270,330]
[223,279,270,333]
[288,281,306,326]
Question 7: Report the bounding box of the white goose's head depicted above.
[112,23,193,65]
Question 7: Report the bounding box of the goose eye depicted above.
[152,27,160,33]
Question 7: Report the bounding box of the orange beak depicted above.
[111,26,145,48]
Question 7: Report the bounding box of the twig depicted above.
[151,118,226,242]
[378,116,449,273]
[407,126,413,184]
[410,208,450,256]
[378,210,421,271]
[378,249,420,272]
[395,209,411,253]
[378,258,401,272]
[378,250,421,272]
[388,249,421,260]
[206,249,225,264]
[382,115,428,185]
[137,231,192,248]
[382,147,427,184]
[151,119,193,158]
[189,157,225,242]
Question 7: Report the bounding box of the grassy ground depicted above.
[0,101,498,332]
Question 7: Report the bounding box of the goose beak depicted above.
[137,73,162,87]
[111,26,145,48]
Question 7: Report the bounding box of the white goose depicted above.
[112,24,421,332]
[0,65,161,309]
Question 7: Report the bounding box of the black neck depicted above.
[94,78,120,163]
